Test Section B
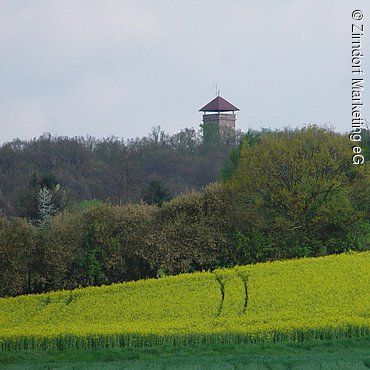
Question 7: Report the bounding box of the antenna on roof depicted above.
[213,83,218,97]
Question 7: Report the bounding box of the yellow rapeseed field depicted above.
[0,252,369,350]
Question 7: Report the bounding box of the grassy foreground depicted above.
[0,338,369,369]
[0,252,369,350]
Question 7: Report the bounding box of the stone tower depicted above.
[199,95,239,145]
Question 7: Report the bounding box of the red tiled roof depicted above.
[199,96,239,112]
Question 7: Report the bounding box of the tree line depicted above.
[0,126,239,219]
[0,125,369,297]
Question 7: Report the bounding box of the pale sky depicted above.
[0,0,369,143]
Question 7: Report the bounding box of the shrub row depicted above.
[0,183,231,296]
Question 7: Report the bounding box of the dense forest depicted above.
[0,126,240,218]
[0,125,369,297]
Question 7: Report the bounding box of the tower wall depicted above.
[202,113,236,130]
[202,113,236,147]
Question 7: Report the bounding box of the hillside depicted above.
[1,127,368,299]
[0,252,369,351]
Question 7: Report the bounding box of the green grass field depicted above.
[0,252,369,351]
[0,339,369,369]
